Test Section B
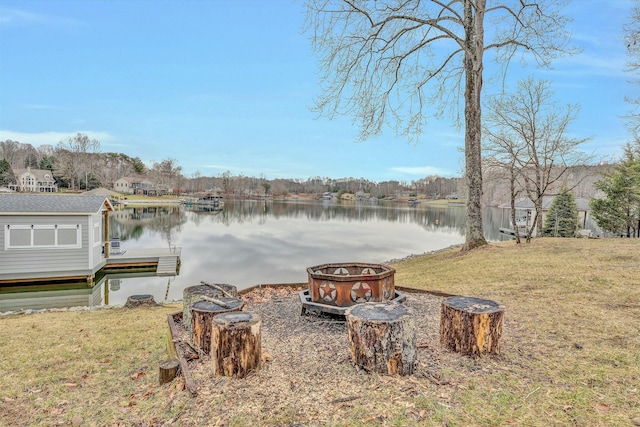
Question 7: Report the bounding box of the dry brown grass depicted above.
[396,238,640,426]
[0,238,638,426]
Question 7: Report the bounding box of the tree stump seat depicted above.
[346,302,416,375]
[211,312,262,378]
[124,294,157,308]
[440,296,504,356]
[158,358,180,385]
[191,298,244,355]
[182,283,238,332]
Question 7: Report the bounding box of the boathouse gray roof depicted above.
[0,194,114,215]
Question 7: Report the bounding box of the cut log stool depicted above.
[211,312,262,378]
[158,358,180,385]
[440,296,505,356]
[124,294,156,308]
[191,298,244,355]
[345,302,416,375]
[182,283,238,332]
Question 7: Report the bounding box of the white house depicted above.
[9,167,58,192]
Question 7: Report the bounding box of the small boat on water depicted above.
[184,195,224,208]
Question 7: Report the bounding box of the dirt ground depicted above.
[165,286,490,426]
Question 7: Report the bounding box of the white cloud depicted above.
[389,166,456,177]
[0,7,85,28]
[0,130,114,146]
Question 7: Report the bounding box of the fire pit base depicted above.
[299,289,406,318]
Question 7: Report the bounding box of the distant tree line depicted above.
[1,134,633,214]
[1,135,465,198]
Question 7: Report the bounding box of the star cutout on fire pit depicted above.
[318,281,337,302]
[350,282,372,303]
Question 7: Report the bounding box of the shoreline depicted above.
[0,246,461,317]
[383,243,463,265]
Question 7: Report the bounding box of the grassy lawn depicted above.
[0,238,638,426]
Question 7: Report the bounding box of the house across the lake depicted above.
[0,194,113,284]
[8,167,58,192]
[114,176,163,196]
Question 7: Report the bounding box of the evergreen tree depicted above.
[590,142,640,237]
[39,155,56,171]
[0,158,14,186]
[543,190,579,237]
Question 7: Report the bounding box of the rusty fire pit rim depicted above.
[306,262,396,280]
[299,289,406,317]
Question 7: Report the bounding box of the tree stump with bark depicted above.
[440,296,504,356]
[182,283,238,332]
[158,358,180,385]
[345,302,416,375]
[191,298,244,355]
[211,312,262,378]
[124,294,157,308]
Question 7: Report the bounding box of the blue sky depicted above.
[0,0,636,182]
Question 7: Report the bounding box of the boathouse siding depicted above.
[0,194,114,283]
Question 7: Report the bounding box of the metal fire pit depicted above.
[302,262,401,316]
[299,288,406,317]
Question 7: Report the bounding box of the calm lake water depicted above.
[0,199,600,312]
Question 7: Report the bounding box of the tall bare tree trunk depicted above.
[463,0,487,251]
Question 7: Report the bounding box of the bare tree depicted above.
[482,140,527,243]
[0,140,20,168]
[483,78,591,241]
[150,158,183,194]
[55,133,101,190]
[305,0,572,250]
[625,2,640,137]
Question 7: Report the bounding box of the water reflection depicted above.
[106,200,471,306]
[1,199,603,311]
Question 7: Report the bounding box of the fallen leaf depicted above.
[142,386,154,398]
[63,383,78,388]
[594,403,609,411]
[130,372,145,381]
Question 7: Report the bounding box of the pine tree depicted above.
[590,142,640,237]
[543,190,579,237]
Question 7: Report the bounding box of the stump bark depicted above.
[191,298,244,354]
[345,302,416,375]
[182,283,238,332]
[124,294,156,308]
[440,296,504,356]
[211,312,261,378]
[158,358,180,385]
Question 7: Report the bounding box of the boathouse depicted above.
[498,196,593,237]
[0,194,114,284]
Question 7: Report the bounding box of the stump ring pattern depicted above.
[350,282,372,303]
[318,281,337,302]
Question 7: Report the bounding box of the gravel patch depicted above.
[170,286,467,426]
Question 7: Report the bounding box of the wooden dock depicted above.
[105,248,181,275]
